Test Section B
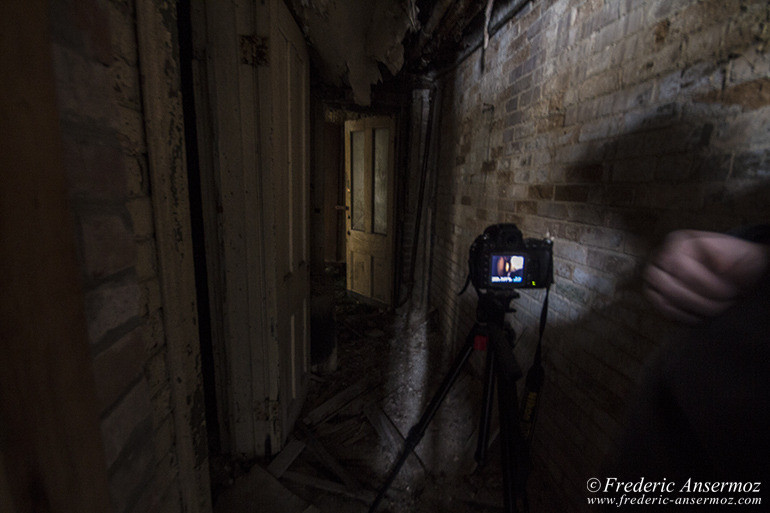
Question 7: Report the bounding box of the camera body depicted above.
[469,224,553,292]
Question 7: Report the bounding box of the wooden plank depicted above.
[303,378,369,426]
[363,404,425,475]
[136,2,211,511]
[267,439,306,478]
[297,424,362,491]
[314,416,360,439]
[214,464,313,513]
[363,403,402,452]
[282,471,376,504]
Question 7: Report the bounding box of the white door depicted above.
[263,0,311,443]
[199,0,310,456]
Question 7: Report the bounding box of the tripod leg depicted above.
[497,365,517,513]
[368,331,476,513]
[475,335,495,465]
[492,324,529,513]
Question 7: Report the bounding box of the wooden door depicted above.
[344,117,396,305]
[198,0,309,456]
[260,0,310,443]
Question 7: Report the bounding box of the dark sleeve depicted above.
[727,223,770,244]
[608,273,770,509]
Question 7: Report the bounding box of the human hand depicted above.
[642,230,770,323]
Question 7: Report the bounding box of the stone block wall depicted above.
[429,0,770,511]
[49,1,207,512]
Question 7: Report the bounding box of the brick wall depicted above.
[429,0,770,511]
[50,1,205,512]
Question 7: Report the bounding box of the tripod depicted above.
[368,293,531,513]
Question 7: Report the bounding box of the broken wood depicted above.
[281,471,376,504]
[363,403,425,478]
[313,415,360,439]
[341,319,366,339]
[267,439,306,478]
[214,464,314,513]
[296,423,363,491]
[303,377,368,426]
[363,404,403,455]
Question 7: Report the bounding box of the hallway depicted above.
[4,1,770,512]
[214,269,509,512]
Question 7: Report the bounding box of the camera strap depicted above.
[535,285,549,367]
[520,285,549,443]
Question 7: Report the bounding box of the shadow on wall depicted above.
[525,104,770,512]
[432,94,770,511]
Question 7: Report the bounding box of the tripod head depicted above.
[476,291,519,326]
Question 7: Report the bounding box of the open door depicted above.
[263,0,311,443]
[195,0,309,456]
[344,116,396,306]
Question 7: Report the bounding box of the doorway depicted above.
[344,116,397,306]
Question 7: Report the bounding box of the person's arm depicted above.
[642,230,770,324]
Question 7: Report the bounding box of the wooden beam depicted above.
[303,378,369,426]
[281,471,376,504]
[363,404,425,478]
[296,424,362,491]
[267,439,306,478]
[135,1,210,510]
[214,464,314,513]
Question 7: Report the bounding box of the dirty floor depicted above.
[214,269,511,513]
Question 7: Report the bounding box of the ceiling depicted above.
[286,0,496,105]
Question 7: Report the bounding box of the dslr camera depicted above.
[469,224,553,293]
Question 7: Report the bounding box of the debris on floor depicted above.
[215,268,510,512]
[213,462,319,513]
[276,273,507,513]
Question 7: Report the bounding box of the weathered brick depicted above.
[107,436,155,513]
[135,239,159,281]
[92,328,146,413]
[585,248,638,275]
[565,163,605,183]
[554,184,590,202]
[127,196,155,239]
[62,137,128,201]
[101,379,152,469]
[50,0,113,65]
[145,350,170,399]
[107,1,138,65]
[79,212,137,280]
[578,225,624,249]
[528,184,554,199]
[85,278,142,345]
[110,57,142,109]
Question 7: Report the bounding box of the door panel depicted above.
[344,117,396,306]
[200,0,309,456]
[269,0,310,442]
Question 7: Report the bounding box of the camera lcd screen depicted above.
[490,254,525,284]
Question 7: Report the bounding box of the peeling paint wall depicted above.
[429,1,770,511]
[49,0,210,512]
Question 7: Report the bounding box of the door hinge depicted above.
[239,35,269,66]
